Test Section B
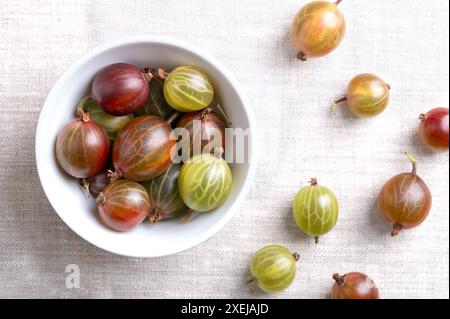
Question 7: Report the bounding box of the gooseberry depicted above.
[377,152,432,236]
[160,66,214,112]
[111,115,176,182]
[291,0,346,61]
[177,107,226,157]
[178,154,232,212]
[96,179,150,232]
[331,272,380,299]
[249,245,300,293]
[92,63,150,116]
[419,107,449,152]
[142,163,188,223]
[82,96,134,140]
[55,108,110,178]
[334,73,391,118]
[293,178,339,243]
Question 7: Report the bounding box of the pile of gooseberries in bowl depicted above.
[35,37,256,257]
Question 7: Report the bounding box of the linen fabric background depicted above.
[0,0,448,299]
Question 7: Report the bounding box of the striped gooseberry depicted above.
[331,272,380,299]
[178,154,232,212]
[176,107,226,157]
[249,245,300,293]
[142,163,189,223]
[334,73,391,118]
[377,153,432,236]
[92,63,151,116]
[96,179,150,232]
[293,178,339,243]
[111,115,176,182]
[55,108,110,178]
[291,0,346,61]
[160,66,214,112]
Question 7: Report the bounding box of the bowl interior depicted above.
[36,39,254,257]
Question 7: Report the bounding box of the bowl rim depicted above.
[35,35,258,257]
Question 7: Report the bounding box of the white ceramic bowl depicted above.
[36,36,256,257]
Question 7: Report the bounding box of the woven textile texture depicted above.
[0,0,448,299]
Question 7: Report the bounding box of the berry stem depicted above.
[315,236,320,244]
[246,277,255,285]
[76,107,90,122]
[157,68,169,80]
[419,113,428,122]
[391,223,403,236]
[292,252,300,262]
[183,208,194,223]
[333,273,345,286]
[405,152,417,174]
[79,178,91,198]
[149,208,162,224]
[201,107,213,119]
[96,192,106,206]
[335,0,343,6]
[142,67,155,82]
[297,52,307,61]
[310,178,318,186]
[332,96,348,113]
[108,169,123,181]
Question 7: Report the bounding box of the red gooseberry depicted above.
[55,108,110,178]
[419,107,449,152]
[331,272,380,299]
[377,153,432,236]
[96,179,151,232]
[111,115,176,182]
[92,63,150,116]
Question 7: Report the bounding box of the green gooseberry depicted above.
[250,245,300,293]
[142,163,188,223]
[178,154,232,212]
[81,97,134,140]
[293,178,339,243]
[163,66,214,112]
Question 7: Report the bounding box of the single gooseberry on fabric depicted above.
[178,154,232,212]
[377,152,432,236]
[142,163,189,223]
[55,108,110,178]
[161,66,214,112]
[291,0,346,61]
[81,96,134,140]
[419,107,449,152]
[293,178,339,243]
[92,63,150,116]
[249,245,300,293]
[334,73,391,118]
[111,115,176,182]
[331,273,380,299]
[96,179,151,232]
